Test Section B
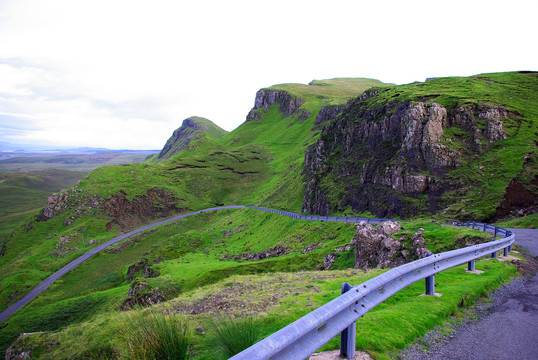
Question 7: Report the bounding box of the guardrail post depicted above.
[491,250,497,259]
[494,226,498,238]
[425,275,435,295]
[508,244,512,251]
[466,245,475,271]
[340,282,356,359]
[503,247,508,256]
[424,254,435,295]
[468,259,475,271]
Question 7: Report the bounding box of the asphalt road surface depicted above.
[510,228,538,255]
[403,228,538,360]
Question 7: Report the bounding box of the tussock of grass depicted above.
[121,309,191,360]
[209,315,262,358]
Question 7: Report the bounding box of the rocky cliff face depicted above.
[302,90,512,219]
[315,105,345,125]
[246,89,309,122]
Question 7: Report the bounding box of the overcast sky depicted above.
[0,0,536,150]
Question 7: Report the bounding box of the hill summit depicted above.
[148,116,228,162]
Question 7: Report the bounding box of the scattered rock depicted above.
[126,258,159,282]
[8,290,21,303]
[119,279,166,310]
[321,253,336,270]
[335,244,352,252]
[221,244,290,262]
[302,242,321,254]
[5,332,46,360]
[49,235,79,257]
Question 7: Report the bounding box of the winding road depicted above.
[0,205,243,323]
[0,205,391,323]
[1,205,534,360]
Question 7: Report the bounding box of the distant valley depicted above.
[0,149,158,173]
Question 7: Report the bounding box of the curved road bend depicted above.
[0,205,528,341]
[403,228,538,360]
[0,205,246,323]
[0,205,397,322]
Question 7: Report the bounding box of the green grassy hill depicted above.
[0,74,535,358]
[145,116,228,163]
[0,169,86,244]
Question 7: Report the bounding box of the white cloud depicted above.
[0,0,536,149]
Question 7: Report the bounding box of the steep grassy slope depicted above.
[0,169,85,244]
[219,78,393,209]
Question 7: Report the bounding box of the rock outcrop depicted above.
[246,89,309,122]
[39,187,185,232]
[315,105,345,125]
[302,90,513,219]
[221,244,290,262]
[495,175,538,218]
[119,279,166,310]
[5,333,43,360]
[126,257,160,281]
[351,221,430,269]
[105,188,183,230]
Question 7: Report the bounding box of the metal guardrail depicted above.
[246,206,395,224]
[230,222,514,360]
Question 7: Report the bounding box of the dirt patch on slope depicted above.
[171,271,362,317]
[496,176,538,219]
